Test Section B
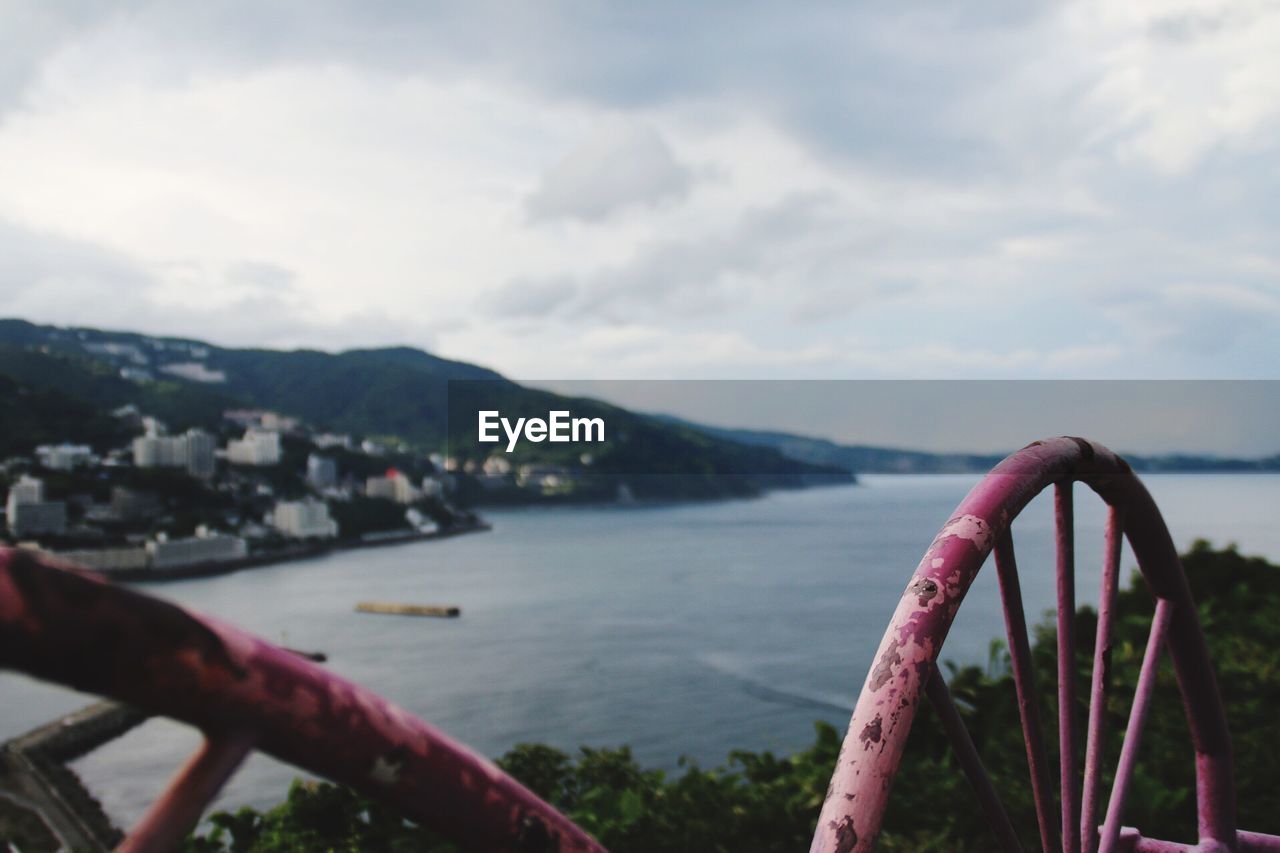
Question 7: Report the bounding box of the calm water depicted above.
[3,473,1279,827]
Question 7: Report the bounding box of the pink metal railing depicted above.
[2,436,1278,851]
[811,436,1280,853]
[0,547,604,852]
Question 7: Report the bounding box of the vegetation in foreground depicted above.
[184,543,1280,852]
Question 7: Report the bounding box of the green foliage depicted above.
[0,324,852,504]
[0,371,129,458]
[327,496,411,538]
[185,545,1280,851]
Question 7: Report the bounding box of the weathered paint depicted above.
[0,547,604,852]
[810,436,1251,853]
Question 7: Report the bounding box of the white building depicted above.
[36,443,94,471]
[226,429,281,466]
[147,530,248,570]
[132,429,216,478]
[366,469,418,504]
[8,475,43,506]
[271,498,338,539]
[5,476,67,537]
[314,433,352,450]
[55,546,149,572]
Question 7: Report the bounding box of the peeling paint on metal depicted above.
[935,514,993,553]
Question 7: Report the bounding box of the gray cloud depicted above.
[0,218,440,352]
[526,122,693,222]
[499,193,886,325]
[226,260,296,293]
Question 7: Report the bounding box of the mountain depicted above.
[653,417,1005,473]
[657,416,1280,474]
[0,319,852,501]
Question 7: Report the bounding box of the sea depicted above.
[2,473,1279,828]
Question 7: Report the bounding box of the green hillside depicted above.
[0,320,851,500]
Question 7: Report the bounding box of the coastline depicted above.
[97,519,492,584]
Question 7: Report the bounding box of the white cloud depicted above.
[527,120,694,222]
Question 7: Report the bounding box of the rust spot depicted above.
[859,714,882,750]
[1067,436,1095,462]
[909,577,939,607]
[829,815,858,853]
[4,550,247,686]
[869,641,903,691]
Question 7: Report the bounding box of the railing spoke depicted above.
[1056,483,1080,853]
[1081,506,1124,853]
[1097,599,1174,853]
[926,663,1025,853]
[119,730,256,853]
[994,529,1061,853]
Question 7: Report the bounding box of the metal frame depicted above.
[0,547,604,852]
[811,436,1279,853]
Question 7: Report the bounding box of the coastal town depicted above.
[0,404,496,579]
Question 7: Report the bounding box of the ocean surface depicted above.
[3,472,1279,828]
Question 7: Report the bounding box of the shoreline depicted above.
[99,519,492,584]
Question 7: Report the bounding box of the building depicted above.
[226,429,281,466]
[132,429,216,478]
[5,476,67,537]
[7,475,43,506]
[146,529,247,570]
[314,433,352,450]
[271,498,338,539]
[183,429,216,478]
[517,463,575,492]
[223,410,298,433]
[483,456,512,476]
[54,546,149,573]
[420,476,445,499]
[36,443,94,471]
[109,487,162,521]
[306,454,338,490]
[366,469,419,504]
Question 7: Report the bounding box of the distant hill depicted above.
[657,416,1280,474]
[0,319,852,501]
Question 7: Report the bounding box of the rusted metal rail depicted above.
[0,547,603,852]
[811,436,1280,853]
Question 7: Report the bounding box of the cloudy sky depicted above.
[2,1,1278,380]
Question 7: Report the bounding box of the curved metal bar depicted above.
[0,548,604,853]
[994,529,1060,853]
[119,731,256,853]
[810,436,1235,853]
[1083,505,1125,853]
[1056,483,1080,853]
[925,663,1024,853]
[1098,599,1173,853]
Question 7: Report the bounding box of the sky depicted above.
[1,1,1279,384]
